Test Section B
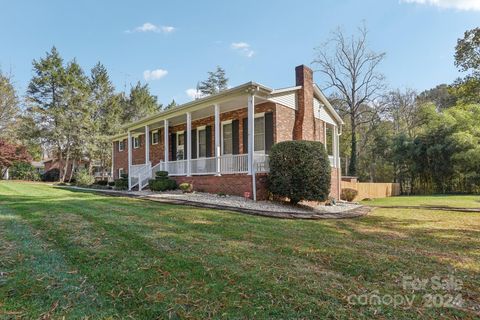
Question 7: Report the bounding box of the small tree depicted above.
[267,141,331,204]
[0,140,31,178]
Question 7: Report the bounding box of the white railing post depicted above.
[214,104,221,176]
[145,125,150,165]
[164,119,169,172]
[247,94,255,175]
[186,112,192,176]
[127,131,132,190]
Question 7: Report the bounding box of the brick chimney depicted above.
[293,65,315,141]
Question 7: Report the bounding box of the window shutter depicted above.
[170,133,176,161]
[191,129,197,159]
[205,125,212,157]
[232,120,239,155]
[265,112,274,153]
[242,118,248,153]
[184,132,187,160]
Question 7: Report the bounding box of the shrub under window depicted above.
[267,140,331,204]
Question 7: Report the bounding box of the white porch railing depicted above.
[254,154,270,173]
[328,155,335,167]
[220,154,249,174]
[191,157,217,175]
[129,162,151,190]
[149,154,269,178]
[168,159,188,176]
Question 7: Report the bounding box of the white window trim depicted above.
[118,140,124,152]
[133,136,140,149]
[151,131,159,145]
[176,131,185,160]
[118,168,124,177]
[197,127,207,158]
[221,121,233,155]
[254,114,266,153]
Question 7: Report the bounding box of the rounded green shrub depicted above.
[179,182,192,193]
[74,169,95,187]
[267,140,331,204]
[10,161,40,181]
[155,171,169,178]
[149,178,176,192]
[114,178,128,190]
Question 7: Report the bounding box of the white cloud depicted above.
[126,22,176,34]
[143,69,168,81]
[186,88,205,100]
[400,0,480,11]
[231,42,255,58]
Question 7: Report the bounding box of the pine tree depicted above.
[164,99,178,110]
[197,66,229,95]
[123,82,161,122]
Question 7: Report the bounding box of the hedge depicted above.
[267,140,331,204]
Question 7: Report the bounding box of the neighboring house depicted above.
[31,161,45,175]
[111,65,343,200]
[43,159,111,180]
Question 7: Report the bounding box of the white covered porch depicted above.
[125,84,272,194]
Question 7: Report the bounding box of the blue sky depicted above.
[1,0,479,105]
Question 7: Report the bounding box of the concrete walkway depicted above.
[59,186,372,220]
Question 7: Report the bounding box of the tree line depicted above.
[0,47,228,182]
[315,25,480,194]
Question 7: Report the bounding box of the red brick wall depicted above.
[113,139,129,179]
[330,167,341,199]
[172,173,268,200]
[275,104,296,143]
[293,65,315,141]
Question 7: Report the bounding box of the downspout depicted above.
[252,159,257,201]
[337,125,343,199]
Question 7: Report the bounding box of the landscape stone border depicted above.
[58,186,372,220]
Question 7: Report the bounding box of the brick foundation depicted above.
[172,173,269,200]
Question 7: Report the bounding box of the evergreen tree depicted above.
[164,99,178,110]
[197,66,228,95]
[123,82,161,122]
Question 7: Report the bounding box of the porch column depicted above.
[145,125,150,165]
[127,131,132,190]
[214,104,221,175]
[247,94,255,175]
[186,112,192,176]
[333,126,338,168]
[111,141,114,180]
[164,119,169,171]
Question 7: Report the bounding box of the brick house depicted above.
[111,65,343,200]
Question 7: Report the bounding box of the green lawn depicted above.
[362,194,480,208]
[1,182,479,319]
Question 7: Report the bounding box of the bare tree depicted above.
[0,71,19,138]
[313,24,386,175]
[383,89,426,138]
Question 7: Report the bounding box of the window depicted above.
[151,131,159,145]
[133,136,140,149]
[118,168,124,177]
[325,125,333,156]
[222,122,233,155]
[254,116,265,152]
[176,132,185,160]
[118,140,124,152]
[198,128,207,158]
